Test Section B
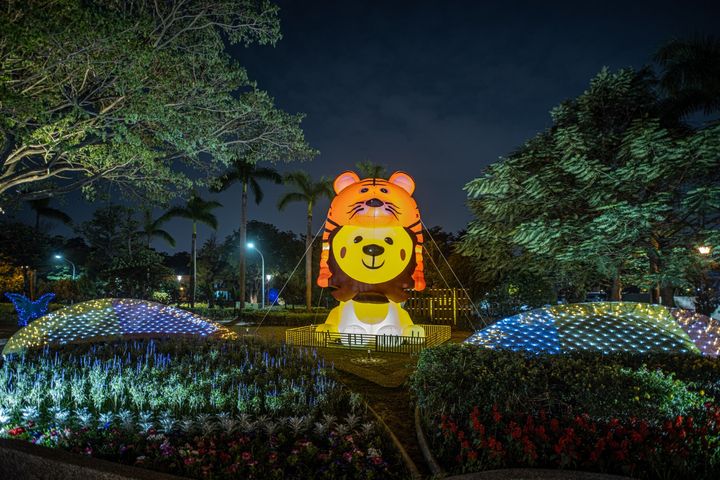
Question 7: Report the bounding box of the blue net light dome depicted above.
[465,302,720,356]
[2,298,235,356]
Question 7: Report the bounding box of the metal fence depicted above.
[403,288,474,326]
[285,324,452,354]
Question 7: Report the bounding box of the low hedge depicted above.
[410,344,720,478]
[185,306,330,326]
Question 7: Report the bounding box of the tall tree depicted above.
[460,67,720,306]
[655,36,720,121]
[355,160,388,179]
[163,195,222,307]
[277,172,332,310]
[137,209,176,249]
[212,161,281,308]
[0,0,313,206]
[28,198,72,232]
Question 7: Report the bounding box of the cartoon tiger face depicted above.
[331,225,414,285]
[318,170,426,302]
[328,171,420,227]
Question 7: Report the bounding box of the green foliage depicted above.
[0,0,314,204]
[460,65,720,301]
[411,344,714,423]
[0,338,404,479]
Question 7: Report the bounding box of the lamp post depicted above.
[53,254,76,280]
[247,242,265,309]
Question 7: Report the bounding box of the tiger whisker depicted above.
[349,208,365,220]
[346,205,364,214]
[384,208,399,220]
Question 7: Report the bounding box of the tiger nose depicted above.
[365,198,384,207]
[362,244,384,257]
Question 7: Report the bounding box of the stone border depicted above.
[445,469,631,479]
[0,438,188,479]
[364,402,423,479]
[415,405,445,476]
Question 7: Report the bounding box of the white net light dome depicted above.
[465,302,720,356]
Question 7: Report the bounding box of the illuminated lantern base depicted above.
[317,300,425,339]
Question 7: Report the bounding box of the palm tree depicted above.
[212,161,281,309]
[655,36,720,121]
[355,160,388,179]
[278,171,333,310]
[162,194,222,307]
[28,198,72,231]
[137,209,176,248]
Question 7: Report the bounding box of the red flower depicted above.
[467,450,478,461]
[491,405,502,424]
[549,418,560,433]
[509,422,522,440]
[8,427,25,436]
[241,451,252,461]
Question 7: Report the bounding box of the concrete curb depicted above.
[364,402,423,480]
[415,405,445,477]
[444,469,631,479]
[0,438,189,479]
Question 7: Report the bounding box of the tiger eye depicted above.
[353,236,363,243]
[360,188,369,193]
[380,188,388,193]
[384,237,394,245]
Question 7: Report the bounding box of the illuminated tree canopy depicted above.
[0,0,315,205]
[460,67,720,304]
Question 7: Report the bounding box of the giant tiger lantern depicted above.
[316,171,426,337]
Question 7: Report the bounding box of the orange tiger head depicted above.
[328,171,420,227]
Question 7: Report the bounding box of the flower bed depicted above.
[0,338,405,479]
[410,344,720,478]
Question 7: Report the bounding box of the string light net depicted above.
[2,299,236,356]
[465,302,720,356]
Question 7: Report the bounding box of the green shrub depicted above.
[410,344,714,423]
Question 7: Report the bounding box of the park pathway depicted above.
[334,369,429,477]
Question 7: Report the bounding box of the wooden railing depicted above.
[285,324,451,354]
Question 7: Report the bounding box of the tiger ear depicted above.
[388,171,415,195]
[333,171,360,194]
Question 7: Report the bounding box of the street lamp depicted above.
[247,242,265,309]
[698,245,711,255]
[53,254,76,280]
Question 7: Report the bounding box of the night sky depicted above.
[12,0,720,253]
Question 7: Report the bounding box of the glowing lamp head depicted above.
[698,245,711,255]
[176,275,182,282]
[266,274,272,281]
[247,242,255,250]
[54,254,62,259]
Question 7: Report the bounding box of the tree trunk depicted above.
[649,236,661,304]
[191,221,197,308]
[610,275,622,301]
[306,203,313,311]
[239,182,248,310]
[660,286,675,307]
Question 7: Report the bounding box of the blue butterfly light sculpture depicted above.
[5,293,55,327]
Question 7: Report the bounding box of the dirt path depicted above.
[334,368,429,477]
